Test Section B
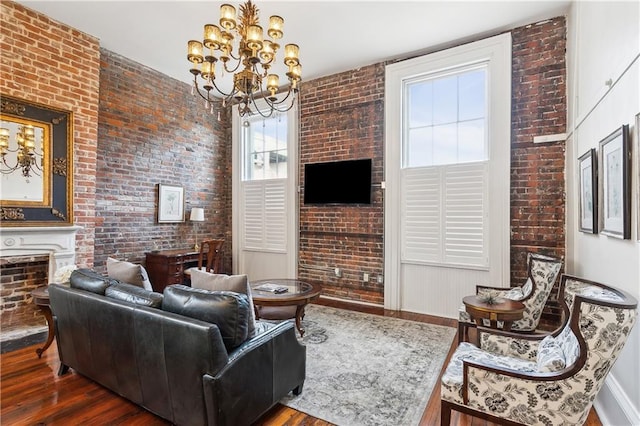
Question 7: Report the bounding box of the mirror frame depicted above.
[0,95,73,226]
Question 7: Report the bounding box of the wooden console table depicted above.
[145,248,201,293]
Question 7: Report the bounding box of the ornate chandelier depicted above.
[0,124,43,179]
[187,1,301,118]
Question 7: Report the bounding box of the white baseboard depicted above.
[594,374,640,426]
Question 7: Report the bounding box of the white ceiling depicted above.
[16,0,571,88]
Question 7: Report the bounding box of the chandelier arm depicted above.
[266,86,294,106]
[1,156,18,171]
[211,78,238,99]
[222,59,243,74]
[192,78,213,102]
[32,157,43,172]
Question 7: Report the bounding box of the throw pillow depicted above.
[162,284,250,350]
[107,257,153,291]
[105,282,163,308]
[190,269,257,337]
[536,335,566,372]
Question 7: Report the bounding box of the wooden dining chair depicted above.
[184,239,225,279]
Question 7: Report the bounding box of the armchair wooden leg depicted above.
[440,400,452,426]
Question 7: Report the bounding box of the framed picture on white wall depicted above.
[636,113,640,241]
[578,148,597,233]
[598,124,630,239]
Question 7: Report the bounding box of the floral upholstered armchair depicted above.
[442,274,638,426]
[458,253,563,342]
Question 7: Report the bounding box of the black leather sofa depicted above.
[48,269,306,426]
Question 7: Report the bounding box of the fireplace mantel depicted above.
[0,226,82,278]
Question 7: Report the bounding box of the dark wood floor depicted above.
[1,299,602,425]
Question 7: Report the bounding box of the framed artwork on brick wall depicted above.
[578,148,597,234]
[598,124,630,239]
[157,184,185,223]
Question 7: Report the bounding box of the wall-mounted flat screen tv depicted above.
[304,158,372,205]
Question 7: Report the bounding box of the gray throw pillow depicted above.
[107,257,153,290]
[190,269,257,337]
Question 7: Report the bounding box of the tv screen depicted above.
[304,159,372,205]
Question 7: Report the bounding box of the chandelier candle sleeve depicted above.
[186,0,301,118]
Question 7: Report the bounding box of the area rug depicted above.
[281,305,456,425]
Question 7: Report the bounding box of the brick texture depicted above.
[0,256,48,312]
[510,17,567,326]
[298,64,386,304]
[1,1,100,268]
[96,50,231,273]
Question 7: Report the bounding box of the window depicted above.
[243,114,288,181]
[404,66,487,168]
[400,64,489,268]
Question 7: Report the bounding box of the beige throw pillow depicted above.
[107,257,153,291]
[190,269,256,337]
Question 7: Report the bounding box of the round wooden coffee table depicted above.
[250,279,321,336]
[463,295,525,331]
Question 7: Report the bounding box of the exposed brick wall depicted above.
[0,256,48,312]
[0,1,100,268]
[299,18,567,314]
[95,49,232,273]
[510,17,567,326]
[299,64,385,304]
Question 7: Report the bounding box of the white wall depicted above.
[566,2,640,424]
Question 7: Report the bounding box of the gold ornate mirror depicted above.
[0,95,73,225]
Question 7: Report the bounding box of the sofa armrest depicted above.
[203,321,305,426]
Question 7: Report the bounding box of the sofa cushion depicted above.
[70,268,116,295]
[190,269,257,337]
[107,257,153,290]
[162,285,250,350]
[105,282,163,308]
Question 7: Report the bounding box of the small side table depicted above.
[31,286,54,358]
[461,295,525,344]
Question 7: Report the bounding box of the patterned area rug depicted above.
[281,305,456,425]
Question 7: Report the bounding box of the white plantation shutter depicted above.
[444,163,487,265]
[243,179,286,252]
[264,180,286,250]
[401,162,488,268]
[402,168,441,262]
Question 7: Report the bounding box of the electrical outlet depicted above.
[363,273,369,282]
[334,267,342,278]
[377,275,384,284]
